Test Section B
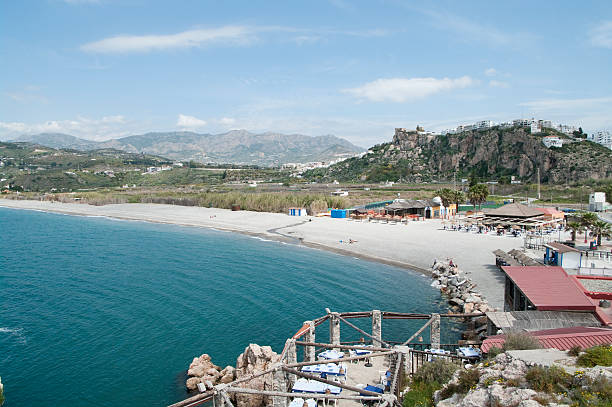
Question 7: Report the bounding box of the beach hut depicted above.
[544,242,582,268]
[288,207,307,217]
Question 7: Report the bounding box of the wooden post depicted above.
[372,309,382,344]
[430,313,441,349]
[303,320,316,361]
[272,369,288,407]
[329,312,340,349]
[401,317,434,346]
[213,391,225,407]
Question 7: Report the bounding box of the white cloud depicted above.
[177,114,207,129]
[218,117,236,126]
[484,68,497,76]
[488,80,509,88]
[81,26,253,53]
[0,116,132,141]
[343,76,476,103]
[589,21,612,48]
[519,97,612,111]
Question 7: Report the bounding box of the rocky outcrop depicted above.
[309,126,612,183]
[185,354,236,391]
[434,350,612,407]
[234,344,281,407]
[431,261,493,340]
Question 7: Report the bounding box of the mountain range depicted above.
[12,131,364,166]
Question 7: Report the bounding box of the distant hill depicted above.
[15,133,100,151]
[14,131,364,166]
[304,126,612,183]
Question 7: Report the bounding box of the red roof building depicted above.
[501,266,612,326]
[482,326,612,353]
[502,266,595,311]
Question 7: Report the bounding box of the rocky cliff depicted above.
[306,126,612,183]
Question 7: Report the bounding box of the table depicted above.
[301,363,347,376]
[289,398,317,407]
[425,348,450,362]
[318,349,344,360]
[292,379,342,395]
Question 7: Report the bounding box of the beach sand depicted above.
[0,199,528,309]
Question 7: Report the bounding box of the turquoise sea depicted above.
[0,207,456,406]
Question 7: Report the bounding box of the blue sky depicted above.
[1,0,612,146]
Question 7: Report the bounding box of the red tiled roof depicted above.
[482,326,612,352]
[535,207,564,216]
[502,266,596,311]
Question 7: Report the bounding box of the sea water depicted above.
[0,207,456,406]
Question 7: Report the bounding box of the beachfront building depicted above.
[480,202,562,228]
[544,242,582,268]
[501,266,612,325]
[542,136,563,148]
[288,207,307,217]
[384,198,455,219]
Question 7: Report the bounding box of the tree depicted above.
[580,212,599,243]
[566,221,582,242]
[591,220,611,246]
[467,184,489,210]
[435,188,454,208]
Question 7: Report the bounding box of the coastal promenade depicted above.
[0,200,524,309]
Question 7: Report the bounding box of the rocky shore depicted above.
[185,344,280,407]
[431,261,495,340]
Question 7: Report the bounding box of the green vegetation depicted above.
[402,360,459,407]
[568,345,582,357]
[577,345,612,367]
[438,368,481,400]
[303,125,612,185]
[467,184,489,209]
[525,366,612,407]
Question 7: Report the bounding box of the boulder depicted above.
[235,343,280,407]
[186,377,202,391]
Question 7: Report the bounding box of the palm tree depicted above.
[591,220,612,246]
[566,221,582,242]
[467,184,489,210]
[435,188,454,208]
[449,190,465,217]
[580,212,599,243]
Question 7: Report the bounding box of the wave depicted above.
[0,327,27,344]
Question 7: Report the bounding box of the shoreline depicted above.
[0,199,524,309]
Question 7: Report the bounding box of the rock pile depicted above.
[431,261,494,340]
[185,354,235,391]
[234,344,281,407]
[435,350,612,407]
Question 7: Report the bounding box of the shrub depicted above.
[486,346,504,359]
[525,366,571,393]
[438,368,480,399]
[413,359,459,384]
[502,332,541,351]
[577,345,612,367]
[567,345,582,357]
[402,380,440,407]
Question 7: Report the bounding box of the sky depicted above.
[1,0,612,147]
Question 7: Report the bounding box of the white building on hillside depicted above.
[474,120,493,130]
[588,130,612,149]
[542,136,563,148]
[589,192,606,212]
[531,122,542,134]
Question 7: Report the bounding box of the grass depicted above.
[577,344,612,367]
[568,345,582,357]
[502,332,541,351]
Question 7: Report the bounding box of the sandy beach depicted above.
[0,199,527,310]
